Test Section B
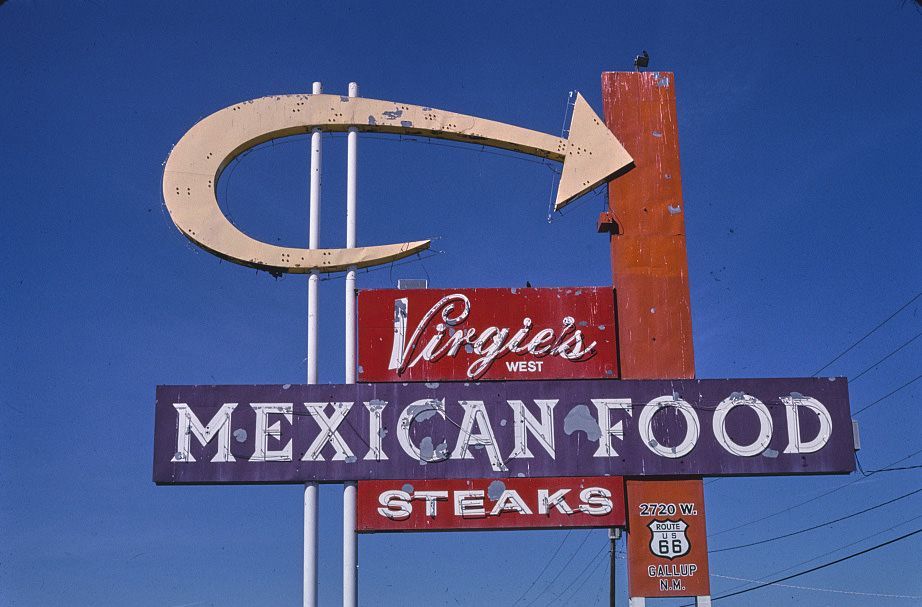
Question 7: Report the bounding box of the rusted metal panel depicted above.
[356,476,625,532]
[602,72,694,380]
[626,479,710,597]
[357,287,618,382]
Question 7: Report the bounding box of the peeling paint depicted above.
[487,480,507,501]
[367,115,377,125]
[233,429,247,442]
[402,484,414,494]
[655,73,670,87]
[425,382,440,389]
[382,109,403,120]
[652,131,663,138]
[668,205,681,214]
[407,400,442,423]
[563,405,602,441]
[400,120,412,128]
[762,448,779,458]
[345,455,357,464]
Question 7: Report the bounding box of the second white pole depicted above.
[343,80,359,607]
[304,80,323,607]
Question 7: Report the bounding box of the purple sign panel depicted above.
[153,378,854,484]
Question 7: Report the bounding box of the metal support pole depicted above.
[308,80,323,385]
[343,81,359,607]
[304,481,319,607]
[304,80,323,607]
[343,480,358,607]
[345,81,358,385]
[609,530,617,607]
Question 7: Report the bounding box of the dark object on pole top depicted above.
[634,51,649,71]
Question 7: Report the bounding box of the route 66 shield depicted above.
[648,519,690,560]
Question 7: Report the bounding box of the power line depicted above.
[861,463,922,473]
[508,531,573,607]
[710,573,922,599]
[710,445,922,536]
[523,530,595,607]
[710,487,922,553]
[538,543,609,607]
[707,528,921,603]
[813,289,922,376]
[853,372,922,415]
[682,528,922,605]
[719,513,922,594]
[848,330,922,383]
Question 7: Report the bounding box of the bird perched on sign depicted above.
[634,50,649,71]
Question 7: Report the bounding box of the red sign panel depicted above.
[626,479,710,598]
[357,287,617,382]
[356,476,625,532]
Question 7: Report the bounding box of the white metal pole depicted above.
[345,80,358,384]
[308,80,322,385]
[343,80,359,607]
[305,80,322,607]
[304,481,319,607]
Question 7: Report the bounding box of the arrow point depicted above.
[555,93,633,211]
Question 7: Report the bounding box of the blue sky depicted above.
[2,1,921,606]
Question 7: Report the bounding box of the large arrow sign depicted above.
[162,93,633,274]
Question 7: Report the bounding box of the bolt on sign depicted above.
[357,287,618,382]
[356,477,625,532]
[626,479,710,598]
[152,378,854,484]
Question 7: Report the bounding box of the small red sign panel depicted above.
[626,479,710,598]
[357,287,617,382]
[356,477,625,532]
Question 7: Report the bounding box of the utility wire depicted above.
[537,543,609,607]
[848,330,922,383]
[862,463,922,473]
[710,487,922,553]
[853,372,922,415]
[522,530,594,607]
[813,289,922,376]
[680,528,922,604]
[508,531,573,607]
[718,513,922,595]
[710,445,922,536]
[710,573,922,599]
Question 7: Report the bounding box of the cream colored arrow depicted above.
[162,93,631,274]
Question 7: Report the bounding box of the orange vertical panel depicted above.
[602,72,694,380]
